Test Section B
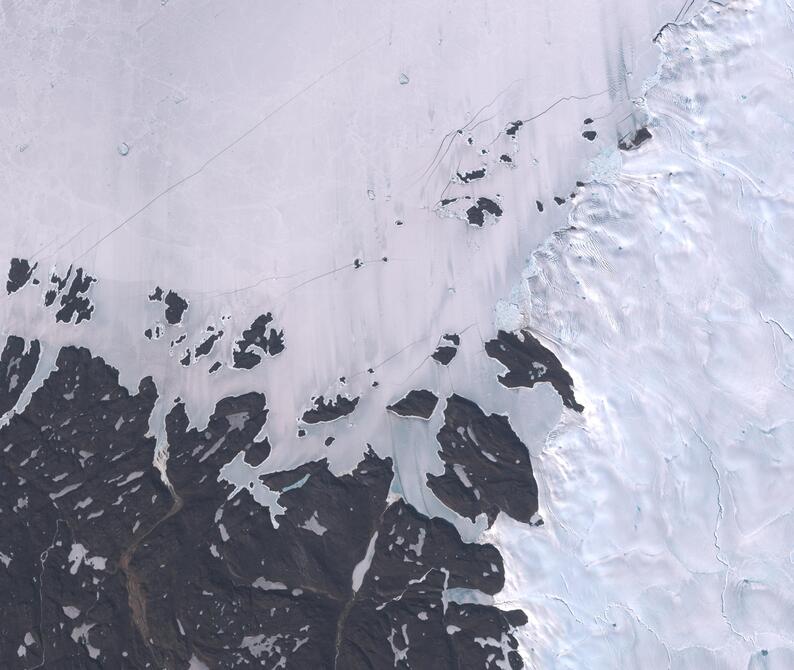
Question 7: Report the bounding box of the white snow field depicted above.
[3,0,794,667]
[487,1,794,667]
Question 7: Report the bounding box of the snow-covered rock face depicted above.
[5,0,792,667]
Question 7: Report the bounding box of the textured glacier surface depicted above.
[487,1,794,667]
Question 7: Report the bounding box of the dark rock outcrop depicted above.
[427,394,538,526]
[485,329,583,412]
[301,394,359,424]
[387,389,439,419]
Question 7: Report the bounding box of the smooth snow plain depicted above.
[0,0,699,485]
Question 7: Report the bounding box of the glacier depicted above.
[487,1,794,667]
[1,0,793,667]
